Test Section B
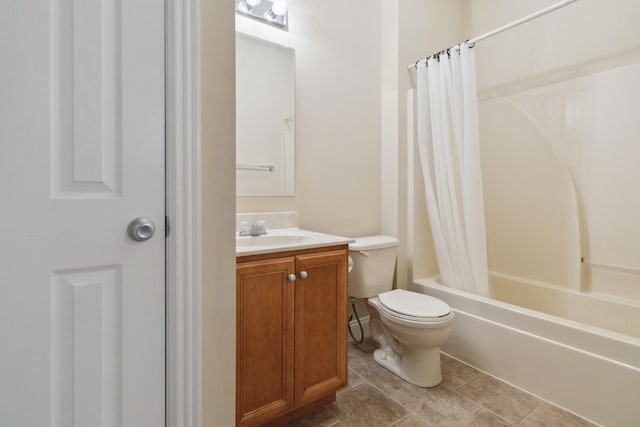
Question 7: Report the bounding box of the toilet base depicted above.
[372,346,442,388]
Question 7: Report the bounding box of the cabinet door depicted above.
[294,250,348,406]
[236,258,295,426]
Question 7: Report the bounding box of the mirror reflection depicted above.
[236,33,295,196]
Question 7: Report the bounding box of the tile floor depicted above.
[286,342,597,427]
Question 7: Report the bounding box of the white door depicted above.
[0,1,165,426]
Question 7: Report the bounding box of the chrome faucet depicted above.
[238,220,268,237]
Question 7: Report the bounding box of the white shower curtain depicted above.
[416,44,489,296]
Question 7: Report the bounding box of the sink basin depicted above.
[236,234,317,247]
[236,228,354,256]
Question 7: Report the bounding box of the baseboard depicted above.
[348,316,370,341]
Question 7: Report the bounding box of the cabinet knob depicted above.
[299,271,308,279]
[288,274,296,282]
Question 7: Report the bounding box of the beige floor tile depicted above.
[440,354,481,391]
[348,351,413,396]
[338,368,366,394]
[454,407,512,427]
[392,383,479,426]
[520,403,598,427]
[288,349,594,427]
[348,342,375,371]
[456,374,542,424]
[285,407,339,427]
[329,383,408,427]
[389,414,431,426]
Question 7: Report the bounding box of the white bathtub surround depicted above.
[490,271,640,338]
[413,277,640,426]
[415,44,489,297]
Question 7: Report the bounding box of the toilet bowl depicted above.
[367,289,454,387]
[349,236,454,387]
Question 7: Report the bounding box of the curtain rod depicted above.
[407,0,580,70]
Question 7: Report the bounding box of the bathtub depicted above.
[412,275,640,426]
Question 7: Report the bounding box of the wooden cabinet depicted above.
[236,246,348,427]
[236,257,296,425]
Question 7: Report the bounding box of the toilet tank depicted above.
[348,235,399,299]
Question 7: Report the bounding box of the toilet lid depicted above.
[378,289,451,318]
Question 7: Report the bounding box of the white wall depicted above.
[236,0,382,238]
[201,2,236,426]
[467,0,640,301]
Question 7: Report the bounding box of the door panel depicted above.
[0,1,165,426]
[294,250,348,406]
[50,266,123,427]
[236,258,295,426]
[51,0,122,198]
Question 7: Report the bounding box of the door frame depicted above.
[166,1,202,426]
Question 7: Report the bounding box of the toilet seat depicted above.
[378,289,451,323]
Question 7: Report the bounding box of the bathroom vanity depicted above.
[236,227,352,426]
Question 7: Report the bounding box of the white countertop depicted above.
[236,228,354,257]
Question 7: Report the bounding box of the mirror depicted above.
[236,33,295,196]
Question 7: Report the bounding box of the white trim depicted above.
[406,89,415,281]
[348,316,371,341]
[166,1,201,427]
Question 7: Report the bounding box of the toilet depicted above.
[349,235,454,387]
